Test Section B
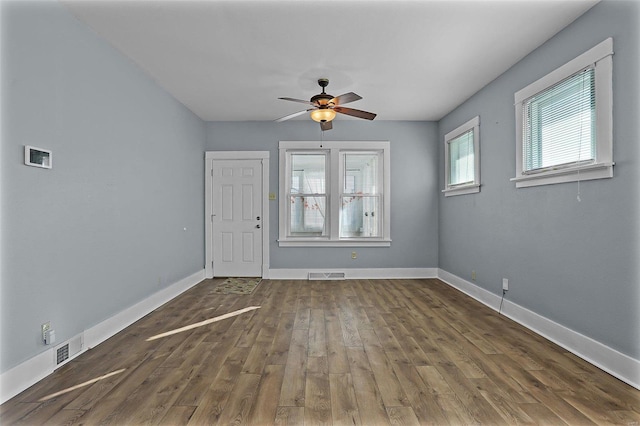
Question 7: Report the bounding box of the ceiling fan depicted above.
[276,78,377,131]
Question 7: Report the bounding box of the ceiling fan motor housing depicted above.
[311,78,334,108]
[311,93,333,107]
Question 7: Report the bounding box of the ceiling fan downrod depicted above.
[311,79,333,107]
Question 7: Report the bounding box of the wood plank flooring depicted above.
[2,278,639,425]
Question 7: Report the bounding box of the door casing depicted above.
[205,151,269,279]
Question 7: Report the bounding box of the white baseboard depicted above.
[268,267,438,280]
[437,268,640,390]
[0,350,52,405]
[0,269,205,404]
[83,270,205,349]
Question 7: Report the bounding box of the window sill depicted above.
[511,162,614,188]
[442,183,480,197]
[278,238,392,247]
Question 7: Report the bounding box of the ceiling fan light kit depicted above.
[310,108,336,123]
[277,78,377,131]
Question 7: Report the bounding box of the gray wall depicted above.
[1,1,206,372]
[206,120,439,270]
[3,0,636,379]
[438,0,639,359]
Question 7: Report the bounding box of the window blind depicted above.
[523,67,595,173]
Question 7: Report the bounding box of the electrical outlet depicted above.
[41,322,50,342]
[351,252,357,259]
[471,270,476,281]
[502,278,509,291]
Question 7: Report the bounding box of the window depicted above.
[279,141,391,247]
[443,116,480,196]
[512,38,613,188]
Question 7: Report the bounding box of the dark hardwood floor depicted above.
[1,278,639,425]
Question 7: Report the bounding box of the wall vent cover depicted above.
[308,272,346,280]
[56,345,69,365]
[54,333,84,367]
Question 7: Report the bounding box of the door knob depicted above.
[256,224,261,229]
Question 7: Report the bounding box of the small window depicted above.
[512,38,613,188]
[279,141,391,247]
[443,116,480,197]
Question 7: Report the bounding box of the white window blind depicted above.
[449,129,475,186]
[523,67,595,173]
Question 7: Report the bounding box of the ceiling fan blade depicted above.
[330,92,362,106]
[275,109,313,122]
[333,106,377,120]
[279,97,317,107]
[320,121,333,131]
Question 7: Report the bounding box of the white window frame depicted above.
[442,116,480,197]
[279,141,391,247]
[512,38,614,188]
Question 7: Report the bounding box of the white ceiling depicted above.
[61,0,598,122]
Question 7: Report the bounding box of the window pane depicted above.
[344,153,379,194]
[449,130,474,186]
[291,154,325,193]
[340,196,380,238]
[290,196,327,236]
[524,68,595,171]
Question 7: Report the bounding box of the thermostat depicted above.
[25,145,52,169]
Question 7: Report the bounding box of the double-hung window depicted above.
[512,38,613,188]
[443,116,480,196]
[279,141,391,246]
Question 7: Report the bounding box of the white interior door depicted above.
[212,159,262,277]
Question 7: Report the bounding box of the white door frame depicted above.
[205,151,270,279]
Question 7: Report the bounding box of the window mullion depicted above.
[382,145,391,238]
[329,148,341,241]
[278,149,289,241]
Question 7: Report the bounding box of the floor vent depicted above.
[54,333,84,367]
[308,272,346,281]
